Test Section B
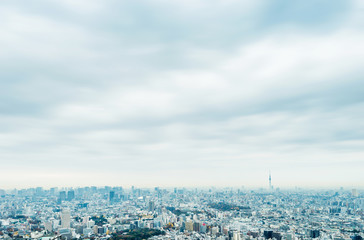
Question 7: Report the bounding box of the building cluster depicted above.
[0,187,363,240]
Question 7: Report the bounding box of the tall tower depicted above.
[61,209,71,229]
[269,171,272,190]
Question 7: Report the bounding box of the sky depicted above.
[0,0,364,189]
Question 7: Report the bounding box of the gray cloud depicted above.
[0,0,363,189]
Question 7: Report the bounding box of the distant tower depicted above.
[67,190,75,201]
[109,191,115,202]
[352,189,358,197]
[269,171,272,190]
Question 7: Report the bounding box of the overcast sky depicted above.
[1,0,364,189]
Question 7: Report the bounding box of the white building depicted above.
[61,209,71,229]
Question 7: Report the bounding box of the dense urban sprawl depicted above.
[0,187,363,240]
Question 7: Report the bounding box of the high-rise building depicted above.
[352,189,358,197]
[59,191,66,201]
[309,229,320,238]
[148,201,155,212]
[185,221,193,232]
[264,230,273,239]
[50,187,57,196]
[200,223,207,233]
[109,191,115,202]
[193,222,200,232]
[61,209,71,229]
[67,190,75,201]
[35,187,43,196]
[233,231,241,240]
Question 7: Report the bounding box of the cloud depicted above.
[0,0,363,189]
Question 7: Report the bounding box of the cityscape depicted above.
[0,176,363,240]
[1,0,364,240]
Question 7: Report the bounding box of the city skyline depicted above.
[1,0,364,189]
[0,183,362,240]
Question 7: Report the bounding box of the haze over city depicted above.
[1,0,364,189]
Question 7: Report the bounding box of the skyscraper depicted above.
[35,187,43,196]
[109,191,115,202]
[59,191,66,201]
[61,209,71,229]
[148,201,155,212]
[352,189,358,197]
[67,190,75,201]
